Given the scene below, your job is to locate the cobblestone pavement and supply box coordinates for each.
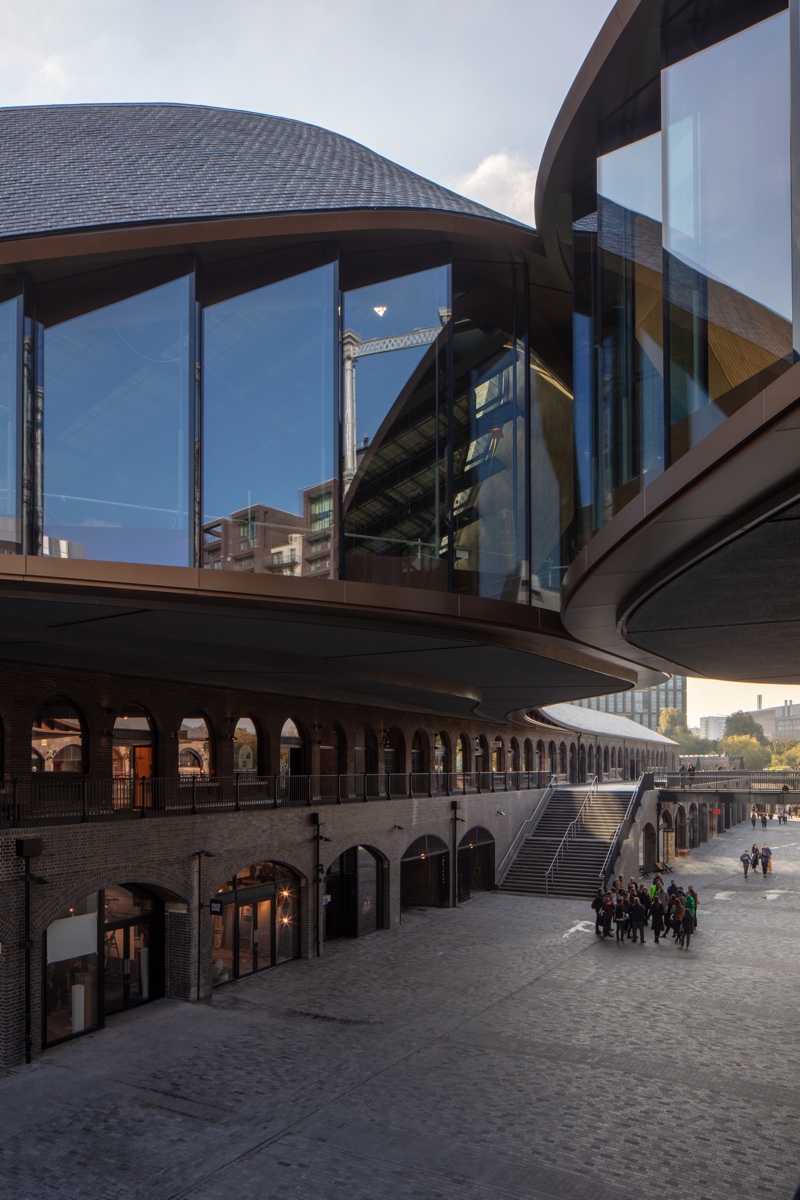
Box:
[3,820,800,1200]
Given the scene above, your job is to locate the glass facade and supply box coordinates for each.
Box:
[211,862,300,983]
[0,292,20,553]
[577,8,795,535]
[41,274,192,566]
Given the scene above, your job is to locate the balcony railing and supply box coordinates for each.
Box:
[657,770,800,793]
[0,770,552,828]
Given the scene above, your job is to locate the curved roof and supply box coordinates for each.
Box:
[0,102,525,242]
[538,703,678,745]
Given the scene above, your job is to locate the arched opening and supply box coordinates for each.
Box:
[457,826,495,901]
[548,741,556,775]
[568,743,577,784]
[279,718,307,801]
[113,706,155,808]
[456,734,471,781]
[675,805,687,852]
[603,745,610,773]
[640,823,657,872]
[325,845,384,939]
[233,716,260,774]
[475,734,489,784]
[688,802,699,849]
[383,726,405,781]
[491,735,504,773]
[354,725,379,777]
[660,807,674,862]
[699,802,709,842]
[411,730,429,792]
[558,742,567,776]
[587,744,594,776]
[45,882,167,1046]
[179,713,212,776]
[316,721,344,780]
[524,739,534,773]
[508,738,519,773]
[32,697,85,774]
[211,862,300,985]
[535,740,545,774]
[401,835,449,907]
[434,732,450,792]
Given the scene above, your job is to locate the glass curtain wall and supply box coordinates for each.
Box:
[342,266,450,589]
[202,260,336,579]
[664,10,792,457]
[39,272,192,565]
[0,291,20,553]
[596,133,665,521]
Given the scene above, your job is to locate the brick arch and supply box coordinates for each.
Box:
[36,867,193,935]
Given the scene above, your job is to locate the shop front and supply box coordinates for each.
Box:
[211,862,300,985]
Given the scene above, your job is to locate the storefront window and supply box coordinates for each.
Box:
[41,273,191,565]
[211,862,299,983]
[343,266,450,589]
[32,697,84,773]
[45,893,100,1044]
[202,262,336,578]
[233,717,259,773]
[664,11,792,457]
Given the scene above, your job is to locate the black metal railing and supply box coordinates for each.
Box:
[657,770,800,793]
[0,770,553,828]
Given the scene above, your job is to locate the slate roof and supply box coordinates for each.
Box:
[538,703,678,744]
[0,103,528,241]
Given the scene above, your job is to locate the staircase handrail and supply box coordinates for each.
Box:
[496,776,559,886]
[543,775,598,895]
[597,772,654,886]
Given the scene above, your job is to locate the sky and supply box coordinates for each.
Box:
[686,680,800,730]
[0,0,617,226]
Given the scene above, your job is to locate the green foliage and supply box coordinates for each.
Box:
[719,734,771,770]
[770,740,800,769]
[724,711,767,745]
[657,707,717,753]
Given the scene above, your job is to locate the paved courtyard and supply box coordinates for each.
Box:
[3,818,800,1200]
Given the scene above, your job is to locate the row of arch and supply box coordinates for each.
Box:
[28,695,675,782]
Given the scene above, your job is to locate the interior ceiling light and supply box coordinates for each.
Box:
[373,306,387,317]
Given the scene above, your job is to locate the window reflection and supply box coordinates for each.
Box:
[45,893,100,1044]
[343,267,450,589]
[211,862,299,982]
[0,294,20,553]
[202,263,335,578]
[233,717,259,773]
[32,697,84,773]
[41,275,191,565]
[530,354,574,607]
[178,713,211,776]
[664,12,792,457]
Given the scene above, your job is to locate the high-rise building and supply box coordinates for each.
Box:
[572,677,686,733]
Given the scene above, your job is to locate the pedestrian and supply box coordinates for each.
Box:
[591,888,605,935]
[684,886,697,931]
[740,850,750,879]
[679,763,686,789]
[678,904,694,949]
[650,895,665,943]
[761,844,772,876]
[614,896,629,943]
[667,878,678,898]
[629,895,647,944]
[761,813,768,829]
[602,892,615,938]
[687,885,698,929]
[687,763,695,788]
[751,810,757,829]
[672,891,686,941]
[751,847,760,875]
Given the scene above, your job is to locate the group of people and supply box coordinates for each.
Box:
[740,842,773,878]
[751,808,791,827]
[591,876,698,949]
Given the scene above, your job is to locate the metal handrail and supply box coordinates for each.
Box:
[543,775,598,894]
[496,776,558,886]
[597,774,650,887]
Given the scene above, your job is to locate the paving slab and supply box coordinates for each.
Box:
[2,819,799,1199]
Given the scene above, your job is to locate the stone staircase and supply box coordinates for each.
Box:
[500,786,633,898]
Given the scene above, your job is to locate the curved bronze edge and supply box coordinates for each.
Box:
[0,207,540,270]
[0,552,643,691]
[534,0,644,235]
[560,360,800,674]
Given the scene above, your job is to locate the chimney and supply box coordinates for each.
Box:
[757,695,762,710]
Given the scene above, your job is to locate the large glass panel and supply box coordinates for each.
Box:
[256,898,273,970]
[357,846,379,935]
[452,264,528,603]
[596,133,665,518]
[276,882,299,963]
[342,266,450,589]
[203,263,335,578]
[530,353,574,608]
[0,294,20,553]
[238,905,255,976]
[42,275,191,565]
[178,713,211,776]
[664,12,792,458]
[45,893,100,1043]
[211,906,235,985]
[572,214,599,544]
[233,717,258,773]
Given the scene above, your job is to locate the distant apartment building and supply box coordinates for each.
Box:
[203,481,335,579]
[571,676,686,733]
[700,714,729,741]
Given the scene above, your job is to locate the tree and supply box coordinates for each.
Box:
[719,734,770,770]
[658,707,686,740]
[724,711,767,745]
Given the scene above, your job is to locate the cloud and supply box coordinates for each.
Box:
[449,150,537,226]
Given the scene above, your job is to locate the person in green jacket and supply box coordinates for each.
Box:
[685,887,697,931]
